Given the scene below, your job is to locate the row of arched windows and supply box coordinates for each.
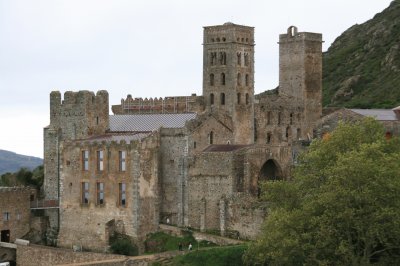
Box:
[265,127,301,144]
[266,111,301,125]
[210,92,250,105]
[210,52,226,65]
[209,73,250,87]
[209,52,250,67]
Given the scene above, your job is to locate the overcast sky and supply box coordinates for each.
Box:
[0,0,393,158]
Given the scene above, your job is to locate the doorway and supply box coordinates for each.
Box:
[1,230,10,242]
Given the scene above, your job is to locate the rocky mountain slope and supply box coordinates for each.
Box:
[323,0,400,108]
[0,149,43,175]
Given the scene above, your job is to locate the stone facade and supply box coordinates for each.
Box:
[43,22,400,251]
[0,187,33,243]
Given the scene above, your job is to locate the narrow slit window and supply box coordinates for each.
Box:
[220,93,225,105]
[119,183,126,207]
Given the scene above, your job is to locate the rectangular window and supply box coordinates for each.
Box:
[97,182,104,205]
[16,212,21,221]
[119,183,126,207]
[3,212,10,221]
[97,150,104,171]
[82,150,89,171]
[119,151,126,172]
[82,182,89,204]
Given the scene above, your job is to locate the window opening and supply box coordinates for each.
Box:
[220,93,225,105]
[82,150,89,171]
[97,150,104,171]
[119,183,126,207]
[221,73,225,85]
[82,182,89,204]
[119,151,126,172]
[97,182,104,205]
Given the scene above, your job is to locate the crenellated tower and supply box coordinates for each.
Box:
[202,22,255,144]
[43,90,109,231]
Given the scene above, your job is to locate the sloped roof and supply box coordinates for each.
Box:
[350,109,398,121]
[203,144,251,152]
[109,113,197,132]
[84,133,151,143]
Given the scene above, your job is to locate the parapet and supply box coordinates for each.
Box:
[112,94,202,115]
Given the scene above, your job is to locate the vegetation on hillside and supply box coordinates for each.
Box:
[323,0,400,108]
[0,149,43,175]
[244,118,400,265]
[0,165,44,190]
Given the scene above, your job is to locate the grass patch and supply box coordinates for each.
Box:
[171,245,247,266]
[145,230,217,254]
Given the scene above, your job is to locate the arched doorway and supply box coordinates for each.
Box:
[256,160,281,197]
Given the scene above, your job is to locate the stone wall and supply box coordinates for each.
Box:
[57,132,160,251]
[16,244,126,266]
[159,128,188,226]
[0,187,32,243]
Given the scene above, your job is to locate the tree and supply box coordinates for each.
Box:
[244,118,400,265]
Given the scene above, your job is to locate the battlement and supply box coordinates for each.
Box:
[112,94,203,115]
[49,90,109,139]
[50,90,108,107]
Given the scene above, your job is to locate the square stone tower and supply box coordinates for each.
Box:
[279,26,323,135]
[202,22,255,144]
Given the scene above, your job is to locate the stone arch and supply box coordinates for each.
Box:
[288,26,298,37]
[256,159,282,197]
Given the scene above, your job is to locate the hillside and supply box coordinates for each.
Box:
[323,0,400,108]
[0,149,43,175]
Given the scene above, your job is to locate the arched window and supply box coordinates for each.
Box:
[297,128,301,140]
[221,73,225,85]
[278,112,282,125]
[245,93,249,105]
[237,93,241,104]
[244,53,249,66]
[245,74,249,86]
[209,131,214,144]
[237,52,241,65]
[267,132,272,144]
[210,52,217,65]
[237,73,241,86]
[290,113,293,125]
[219,52,226,65]
[220,93,225,105]
[267,111,271,125]
[210,74,214,86]
[286,126,290,139]
[210,93,214,105]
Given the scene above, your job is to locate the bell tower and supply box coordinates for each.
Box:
[202,22,255,144]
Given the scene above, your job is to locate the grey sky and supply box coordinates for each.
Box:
[0,0,393,158]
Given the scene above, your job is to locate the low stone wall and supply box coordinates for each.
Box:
[16,244,126,266]
[159,224,244,246]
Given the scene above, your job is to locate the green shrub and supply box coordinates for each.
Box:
[109,234,138,256]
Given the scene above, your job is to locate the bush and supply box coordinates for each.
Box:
[110,235,138,256]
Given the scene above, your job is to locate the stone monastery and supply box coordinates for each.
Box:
[43,23,400,251]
